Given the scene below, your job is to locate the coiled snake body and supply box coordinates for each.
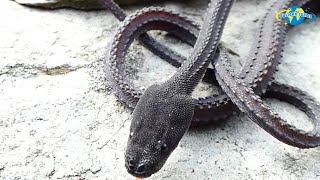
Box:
[102,0,320,177]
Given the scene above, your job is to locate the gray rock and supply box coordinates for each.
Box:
[1,0,320,179]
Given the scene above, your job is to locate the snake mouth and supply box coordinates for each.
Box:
[126,167,153,178]
[125,162,154,178]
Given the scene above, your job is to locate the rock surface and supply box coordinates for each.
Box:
[1,0,320,179]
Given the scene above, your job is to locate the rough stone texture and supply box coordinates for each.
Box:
[1,0,320,179]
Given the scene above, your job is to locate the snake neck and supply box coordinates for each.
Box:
[165,0,234,95]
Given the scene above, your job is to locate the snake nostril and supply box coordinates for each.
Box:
[127,160,135,171]
[129,160,135,166]
[128,164,135,171]
[136,164,146,173]
[126,158,137,170]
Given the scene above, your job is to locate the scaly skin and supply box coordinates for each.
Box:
[100,0,192,68]
[103,0,237,124]
[103,0,320,177]
[214,46,320,148]
[104,0,315,126]
[109,0,234,177]
[105,6,200,108]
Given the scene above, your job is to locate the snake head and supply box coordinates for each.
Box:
[125,84,194,178]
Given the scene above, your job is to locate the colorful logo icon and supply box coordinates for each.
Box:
[275,6,316,26]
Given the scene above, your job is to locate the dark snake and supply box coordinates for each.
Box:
[101,0,320,177]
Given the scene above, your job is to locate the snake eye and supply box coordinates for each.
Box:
[161,144,168,153]
[129,132,133,139]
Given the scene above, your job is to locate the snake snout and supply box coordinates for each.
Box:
[125,156,152,178]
